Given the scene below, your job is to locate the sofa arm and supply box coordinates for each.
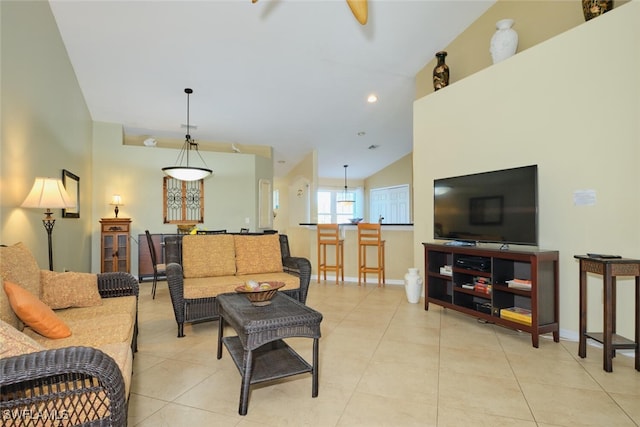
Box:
[97,272,139,299]
[0,346,127,427]
[165,263,186,323]
[282,256,312,304]
[96,272,139,353]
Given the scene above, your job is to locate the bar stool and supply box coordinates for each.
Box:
[357,223,385,287]
[317,224,344,284]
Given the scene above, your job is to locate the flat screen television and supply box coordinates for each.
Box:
[433,165,538,246]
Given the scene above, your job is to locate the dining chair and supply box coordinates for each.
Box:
[145,230,166,299]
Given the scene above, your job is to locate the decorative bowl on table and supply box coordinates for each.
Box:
[349,218,363,224]
[235,281,285,306]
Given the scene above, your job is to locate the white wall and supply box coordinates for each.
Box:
[413,2,640,339]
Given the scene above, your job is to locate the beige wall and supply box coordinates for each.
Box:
[277,150,318,260]
[413,2,640,339]
[364,153,413,222]
[0,1,93,272]
[91,122,270,274]
[416,0,628,98]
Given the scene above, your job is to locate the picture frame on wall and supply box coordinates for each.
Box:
[62,169,80,218]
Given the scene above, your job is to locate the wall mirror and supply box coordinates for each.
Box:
[62,169,80,218]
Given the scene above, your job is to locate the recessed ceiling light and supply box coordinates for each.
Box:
[367,94,378,103]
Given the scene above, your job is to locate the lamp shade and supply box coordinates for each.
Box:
[21,178,74,209]
[110,194,123,206]
[162,166,212,181]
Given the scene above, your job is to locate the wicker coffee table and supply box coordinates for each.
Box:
[216,291,323,415]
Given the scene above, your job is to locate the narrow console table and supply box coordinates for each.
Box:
[575,255,640,372]
[216,292,322,415]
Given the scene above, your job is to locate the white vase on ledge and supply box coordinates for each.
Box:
[490,19,518,64]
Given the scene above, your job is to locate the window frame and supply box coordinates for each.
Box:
[163,177,204,224]
[317,186,363,224]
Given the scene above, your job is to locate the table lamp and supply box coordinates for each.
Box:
[110,194,123,218]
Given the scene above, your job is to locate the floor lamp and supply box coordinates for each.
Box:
[21,177,74,271]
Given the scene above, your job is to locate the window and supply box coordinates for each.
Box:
[163,177,204,224]
[317,188,361,224]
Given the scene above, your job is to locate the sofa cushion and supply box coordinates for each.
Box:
[234,234,283,275]
[183,273,300,299]
[0,319,45,358]
[55,296,137,324]
[0,242,42,330]
[24,313,133,350]
[41,270,103,309]
[183,276,245,299]
[3,281,72,339]
[0,274,20,331]
[182,234,236,278]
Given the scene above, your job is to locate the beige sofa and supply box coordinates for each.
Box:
[165,233,311,337]
[0,242,138,426]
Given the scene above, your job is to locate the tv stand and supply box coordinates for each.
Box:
[423,243,559,348]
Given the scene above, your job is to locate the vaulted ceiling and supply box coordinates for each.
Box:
[49,0,494,179]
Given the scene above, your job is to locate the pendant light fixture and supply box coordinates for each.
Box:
[162,88,213,181]
[337,164,355,208]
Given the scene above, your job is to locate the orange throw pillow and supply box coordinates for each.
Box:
[3,280,71,339]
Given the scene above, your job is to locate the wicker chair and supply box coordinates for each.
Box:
[164,234,311,337]
[0,272,139,427]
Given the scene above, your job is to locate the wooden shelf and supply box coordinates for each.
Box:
[423,243,560,348]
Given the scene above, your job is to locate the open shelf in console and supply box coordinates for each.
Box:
[423,243,560,348]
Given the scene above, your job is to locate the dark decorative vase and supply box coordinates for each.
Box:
[582,0,613,21]
[432,51,449,92]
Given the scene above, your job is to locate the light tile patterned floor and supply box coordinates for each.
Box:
[128,281,640,426]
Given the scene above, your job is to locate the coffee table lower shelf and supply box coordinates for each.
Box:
[222,336,313,384]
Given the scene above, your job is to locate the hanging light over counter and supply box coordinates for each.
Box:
[337,164,355,208]
[162,88,213,181]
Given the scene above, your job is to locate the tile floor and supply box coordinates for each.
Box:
[128,281,640,426]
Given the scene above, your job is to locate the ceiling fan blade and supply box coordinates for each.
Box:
[346,0,368,25]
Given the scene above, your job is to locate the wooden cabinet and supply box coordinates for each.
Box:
[423,243,559,347]
[100,218,131,273]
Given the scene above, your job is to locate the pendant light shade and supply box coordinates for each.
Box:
[337,164,355,208]
[162,88,213,181]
